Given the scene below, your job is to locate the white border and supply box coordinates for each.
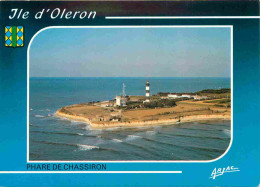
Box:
[106,16,260,19]
[0,171,182,174]
[26,26,233,165]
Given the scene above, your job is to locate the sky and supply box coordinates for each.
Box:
[30,27,231,77]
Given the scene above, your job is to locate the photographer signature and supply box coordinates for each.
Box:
[210,166,240,179]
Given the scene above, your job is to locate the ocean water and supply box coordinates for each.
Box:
[29,77,231,161]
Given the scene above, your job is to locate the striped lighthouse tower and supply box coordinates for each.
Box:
[145,80,150,102]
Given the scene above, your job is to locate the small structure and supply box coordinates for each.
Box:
[160,96,168,99]
[110,111,122,121]
[115,96,122,106]
[103,115,111,122]
[92,115,110,122]
[168,94,178,99]
[193,95,208,100]
[144,80,150,103]
[168,94,192,99]
[115,83,127,107]
[181,94,192,98]
[100,100,113,107]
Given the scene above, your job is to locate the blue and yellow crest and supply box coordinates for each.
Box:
[5,26,24,47]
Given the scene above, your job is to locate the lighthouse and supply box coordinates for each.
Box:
[145,80,150,102]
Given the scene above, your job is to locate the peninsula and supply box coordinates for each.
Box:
[56,81,231,129]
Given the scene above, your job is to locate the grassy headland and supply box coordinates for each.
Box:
[56,88,231,129]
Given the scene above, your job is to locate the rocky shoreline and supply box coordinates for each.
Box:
[56,109,230,129]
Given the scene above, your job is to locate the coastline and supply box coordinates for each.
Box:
[55,109,230,129]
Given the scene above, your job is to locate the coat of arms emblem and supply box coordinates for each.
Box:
[5,26,24,47]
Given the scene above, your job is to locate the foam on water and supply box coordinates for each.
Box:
[55,116,88,126]
[125,135,141,141]
[70,121,85,125]
[104,127,121,131]
[146,131,156,136]
[223,129,231,137]
[77,144,99,151]
[88,130,103,135]
[135,126,153,130]
[81,125,91,130]
[112,139,123,143]
[35,115,45,118]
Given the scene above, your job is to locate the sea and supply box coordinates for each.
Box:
[29,77,231,161]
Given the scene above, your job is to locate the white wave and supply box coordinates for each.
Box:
[146,131,156,136]
[88,129,103,135]
[112,139,123,143]
[125,135,141,141]
[223,129,231,137]
[104,127,121,131]
[136,126,151,130]
[154,126,162,131]
[77,144,99,151]
[70,120,84,125]
[34,115,45,118]
[55,116,90,126]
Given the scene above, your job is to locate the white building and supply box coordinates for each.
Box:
[168,94,192,99]
[181,94,192,98]
[115,96,121,106]
[168,94,178,99]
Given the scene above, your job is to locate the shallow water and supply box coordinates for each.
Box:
[29,77,231,161]
[29,115,230,160]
